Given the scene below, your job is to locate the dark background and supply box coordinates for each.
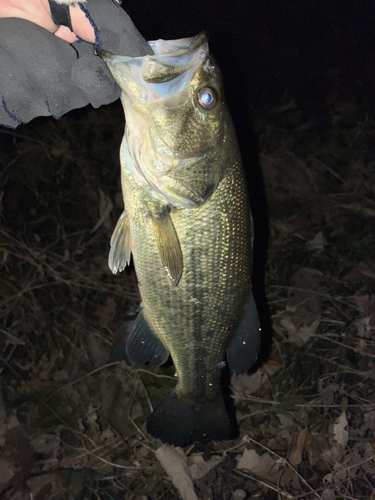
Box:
[125,0,374,108]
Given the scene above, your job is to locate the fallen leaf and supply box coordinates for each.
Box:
[236,448,280,483]
[94,297,117,327]
[290,428,312,465]
[231,360,282,396]
[280,316,321,345]
[281,267,323,345]
[231,490,247,500]
[277,413,296,442]
[26,473,65,499]
[156,444,197,500]
[333,411,349,447]
[188,454,223,480]
[30,434,60,456]
[321,488,336,500]
[307,231,325,251]
[0,459,15,484]
[353,316,372,339]
[92,188,113,232]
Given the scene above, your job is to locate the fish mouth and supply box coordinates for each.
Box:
[98,33,209,100]
[99,32,207,65]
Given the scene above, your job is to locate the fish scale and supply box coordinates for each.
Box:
[100,33,261,446]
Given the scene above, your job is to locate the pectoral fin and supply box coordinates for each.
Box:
[126,309,169,368]
[152,211,183,286]
[108,211,132,274]
[226,293,261,375]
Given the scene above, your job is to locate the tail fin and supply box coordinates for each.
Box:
[146,390,236,447]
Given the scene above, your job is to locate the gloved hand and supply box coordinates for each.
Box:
[0,0,152,128]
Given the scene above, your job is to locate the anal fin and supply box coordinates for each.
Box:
[152,210,183,286]
[109,211,132,274]
[226,293,261,375]
[126,309,169,368]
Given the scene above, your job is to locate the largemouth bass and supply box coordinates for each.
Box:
[100,33,261,446]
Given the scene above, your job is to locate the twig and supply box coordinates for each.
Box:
[133,368,176,380]
[0,356,70,428]
[346,454,375,471]
[45,361,122,401]
[59,436,138,470]
[314,333,375,359]
[128,415,150,443]
[235,470,294,499]
[0,329,25,345]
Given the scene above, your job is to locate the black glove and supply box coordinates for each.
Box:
[0,0,152,128]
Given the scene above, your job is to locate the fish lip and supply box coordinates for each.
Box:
[96,31,208,62]
[97,33,207,64]
[148,32,208,57]
[97,49,116,62]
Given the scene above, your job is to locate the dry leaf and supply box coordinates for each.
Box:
[92,188,114,232]
[156,444,198,500]
[277,413,296,442]
[321,488,336,500]
[290,427,312,465]
[333,411,349,447]
[236,448,280,483]
[353,316,372,339]
[280,316,321,345]
[279,267,323,345]
[188,454,223,480]
[30,434,60,456]
[231,360,282,396]
[307,231,325,251]
[231,490,247,500]
[0,459,15,484]
[26,473,65,499]
[94,297,117,327]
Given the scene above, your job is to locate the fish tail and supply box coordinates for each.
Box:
[146,390,235,447]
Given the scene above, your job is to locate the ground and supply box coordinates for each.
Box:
[0,86,374,498]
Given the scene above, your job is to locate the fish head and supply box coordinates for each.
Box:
[100,33,236,208]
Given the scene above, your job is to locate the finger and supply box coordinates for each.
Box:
[0,0,58,34]
[0,19,88,124]
[76,0,152,55]
[71,54,120,108]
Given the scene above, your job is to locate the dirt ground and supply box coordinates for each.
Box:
[1,74,374,498]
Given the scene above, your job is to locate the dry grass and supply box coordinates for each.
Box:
[0,95,374,499]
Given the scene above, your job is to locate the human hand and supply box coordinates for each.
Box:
[0,0,152,128]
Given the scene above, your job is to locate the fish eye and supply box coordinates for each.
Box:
[197,87,216,109]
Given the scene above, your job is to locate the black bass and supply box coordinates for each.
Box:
[100,33,261,446]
